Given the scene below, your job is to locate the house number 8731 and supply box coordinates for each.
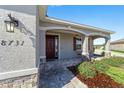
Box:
[1,40,24,46]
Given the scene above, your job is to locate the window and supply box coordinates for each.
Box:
[73,36,82,51]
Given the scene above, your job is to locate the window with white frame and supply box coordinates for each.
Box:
[73,36,82,51]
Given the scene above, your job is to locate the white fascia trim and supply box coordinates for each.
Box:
[0,68,38,80]
[45,17,115,34]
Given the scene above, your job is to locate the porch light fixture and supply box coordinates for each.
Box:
[4,14,18,33]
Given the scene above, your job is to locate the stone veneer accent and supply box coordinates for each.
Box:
[0,74,37,88]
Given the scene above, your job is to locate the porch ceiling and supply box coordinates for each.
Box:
[46,29,83,36]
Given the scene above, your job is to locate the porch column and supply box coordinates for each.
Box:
[89,37,94,54]
[82,36,89,58]
[39,30,46,63]
[105,37,111,57]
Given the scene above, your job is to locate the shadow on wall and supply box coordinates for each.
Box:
[17,20,35,48]
[0,6,36,15]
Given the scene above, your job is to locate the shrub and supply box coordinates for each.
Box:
[94,61,109,72]
[77,57,124,80]
[77,62,96,78]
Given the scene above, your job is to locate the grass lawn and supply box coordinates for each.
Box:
[105,66,124,84]
[119,64,124,69]
[77,57,124,85]
[112,50,124,53]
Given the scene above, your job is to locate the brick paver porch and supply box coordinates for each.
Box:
[38,58,88,88]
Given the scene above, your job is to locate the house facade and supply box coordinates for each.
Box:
[39,6,113,62]
[110,38,124,51]
[0,5,113,88]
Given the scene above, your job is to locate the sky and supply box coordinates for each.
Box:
[47,5,124,45]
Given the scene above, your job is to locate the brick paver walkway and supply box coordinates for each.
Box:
[39,58,88,88]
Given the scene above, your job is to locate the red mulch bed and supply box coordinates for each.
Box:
[68,66,124,88]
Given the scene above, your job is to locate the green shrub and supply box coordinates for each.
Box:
[94,61,109,72]
[77,57,124,84]
[77,62,96,78]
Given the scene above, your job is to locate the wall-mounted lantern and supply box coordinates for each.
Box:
[4,14,18,33]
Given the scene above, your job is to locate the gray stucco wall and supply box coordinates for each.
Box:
[0,5,37,73]
[60,33,79,59]
[110,44,124,51]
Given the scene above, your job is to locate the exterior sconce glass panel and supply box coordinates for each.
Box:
[4,21,15,32]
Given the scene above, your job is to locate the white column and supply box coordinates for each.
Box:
[82,36,89,57]
[105,37,111,57]
[39,30,46,63]
[38,30,46,79]
[89,37,94,56]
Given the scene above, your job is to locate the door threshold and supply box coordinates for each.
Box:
[46,59,57,62]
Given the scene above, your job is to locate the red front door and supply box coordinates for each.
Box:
[46,35,58,59]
